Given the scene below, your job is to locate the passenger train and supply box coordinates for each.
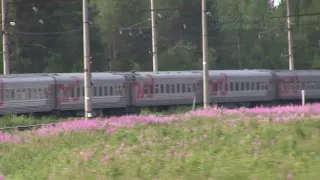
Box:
[0,69,319,117]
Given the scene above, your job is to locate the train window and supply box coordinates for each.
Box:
[215,82,220,92]
[224,83,228,91]
[182,84,186,93]
[246,82,250,90]
[43,88,48,100]
[4,89,9,101]
[100,86,103,96]
[39,89,43,99]
[76,88,80,97]
[193,83,197,92]
[260,82,264,90]
[171,84,175,93]
[15,89,20,100]
[240,82,244,91]
[114,86,119,95]
[256,82,260,90]
[71,88,75,97]
[10,89,15,100]
[219,82,224,92]
[144,86,148,95]
[40,88,44,99]
[310,82,317,89]
[149,85,153,94]
[20,89,24,100]
[230,82,233,91]
[213,82,218,92]
[27,89,31,99]
[32,89,36,99]
[25,89,30,99]
[187,84,191,92]
[235,82,239,91]
[264,82,268,90]
[177,84,180,93]
[155,84,159,94]
[99,87,102,96]
[166,84,170,93]
[23,89,28,99]
[160,84,164,93]
[93,86,96,96]
[251,82,255,90]
[109,87,113,95]
[295,81,300,90]
[104,87,108,96]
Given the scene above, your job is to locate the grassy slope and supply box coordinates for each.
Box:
[1,116,320,180]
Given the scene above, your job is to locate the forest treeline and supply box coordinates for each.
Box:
[0,0,319,73]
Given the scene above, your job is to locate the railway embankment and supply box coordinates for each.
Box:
[0,103,320,179]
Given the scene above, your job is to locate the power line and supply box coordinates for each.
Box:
[8,0,78,4]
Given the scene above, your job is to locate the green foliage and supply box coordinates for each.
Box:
[0,114,65,129]
[3,0,320,72]
[1,117,320,179]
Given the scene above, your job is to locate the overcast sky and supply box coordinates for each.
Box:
[273,0,281,7]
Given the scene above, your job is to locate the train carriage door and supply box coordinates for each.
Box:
[124,75,134,106]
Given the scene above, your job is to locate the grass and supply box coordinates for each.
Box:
[1,115,320,179]
[0,106,193,129]
[140,105,196,116]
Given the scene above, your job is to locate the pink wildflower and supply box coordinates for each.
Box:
[186,152,192,158]
[1,103,320,144]
[287,172,293,180]
[167,150,174,157]
[105,127,117,135]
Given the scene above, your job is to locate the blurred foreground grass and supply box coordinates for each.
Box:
[1,116,320,180]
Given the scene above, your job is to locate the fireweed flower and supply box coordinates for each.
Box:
[1,103,320,144]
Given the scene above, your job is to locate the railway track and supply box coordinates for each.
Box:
[0,123,56,132]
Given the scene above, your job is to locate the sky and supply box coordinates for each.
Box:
[273,0,281,7]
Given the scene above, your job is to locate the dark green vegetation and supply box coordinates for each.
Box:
[0,117,320,179]
[1,0,320,73]
[0,106,193,129]
[0,114,63,128]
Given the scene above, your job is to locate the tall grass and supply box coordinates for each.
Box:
[0,103,320,179]
[0,117,319,179]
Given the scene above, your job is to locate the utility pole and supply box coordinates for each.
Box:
[82,0,92,119]
[1,0,9,74]
[151,0,158,72]
[286,0,294,70]
[202,0,209,109]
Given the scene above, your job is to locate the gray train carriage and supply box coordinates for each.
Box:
[132,71,202,107]
[51,73,131,116]
[206,70,276,104]
[275,70,320,101]
[0,74,55,115]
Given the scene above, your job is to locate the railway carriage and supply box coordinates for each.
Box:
[0,74,55,115]
[207,70,276,104]
[132,71,202,107]
[0,69,319,118]
[52,72,132,116]
[275,70,320,101]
